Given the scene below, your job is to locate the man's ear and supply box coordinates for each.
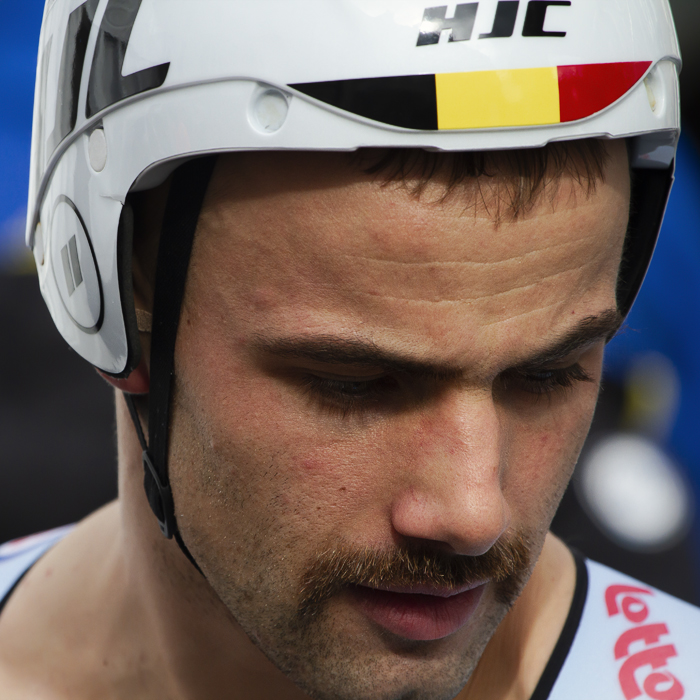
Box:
[97,357,150,394]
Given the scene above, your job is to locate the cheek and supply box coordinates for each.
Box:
[171,329,381,542]
[503,364,603,525]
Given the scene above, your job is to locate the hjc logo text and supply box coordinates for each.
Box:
[417,1,571,46]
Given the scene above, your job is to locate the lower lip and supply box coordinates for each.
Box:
[349,584,487,641]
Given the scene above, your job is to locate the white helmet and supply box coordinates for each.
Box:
[26,0,681,541]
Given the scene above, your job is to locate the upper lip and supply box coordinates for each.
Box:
[358,581,488,598]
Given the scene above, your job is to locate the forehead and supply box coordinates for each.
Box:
[192,146,630,369]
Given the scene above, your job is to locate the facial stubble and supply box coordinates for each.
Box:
[254,533,534,700]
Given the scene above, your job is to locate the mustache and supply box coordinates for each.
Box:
[298,533,530,619]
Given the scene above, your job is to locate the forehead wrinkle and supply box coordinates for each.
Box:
[326,247,602,276]
[303,204,619,266]
[478,294,616,331]
[299,256,607,305]
[313,235,576,266]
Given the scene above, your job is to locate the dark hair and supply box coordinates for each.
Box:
[354,139,610,223]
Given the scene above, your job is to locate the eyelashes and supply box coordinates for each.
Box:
[300,364,593,417]
[500,364,594,396]
[300,375,398,417]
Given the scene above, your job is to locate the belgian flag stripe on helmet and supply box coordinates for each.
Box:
[291,74,440,131]
[291,61,652,131]
[557,62,652,123]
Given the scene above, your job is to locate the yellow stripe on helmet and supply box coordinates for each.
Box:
[436,67,561,130]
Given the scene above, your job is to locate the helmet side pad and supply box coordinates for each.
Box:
[115,201,142,380]
[620,164,675,316]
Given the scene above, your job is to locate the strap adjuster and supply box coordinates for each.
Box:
[142,450,176,539]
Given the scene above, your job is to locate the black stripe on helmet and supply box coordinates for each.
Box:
[291,75,439,131]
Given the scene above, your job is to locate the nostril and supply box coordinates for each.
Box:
[390,488,510,558]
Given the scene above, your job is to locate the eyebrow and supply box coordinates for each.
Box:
[251,308,623,379]
[512,308,623,372]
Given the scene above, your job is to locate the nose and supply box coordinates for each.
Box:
[389,389,511,556]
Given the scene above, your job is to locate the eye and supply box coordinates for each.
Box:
[301,374,399,416]
[501,364,594,396]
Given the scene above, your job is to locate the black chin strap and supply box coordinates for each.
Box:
[124,156,218,574]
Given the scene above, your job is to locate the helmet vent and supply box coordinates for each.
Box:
[250,88,290,134]
[88,128,108,172]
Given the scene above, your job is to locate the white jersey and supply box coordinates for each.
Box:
[541,555,700,700]
[0,525,74,614]
[0,534,698,699]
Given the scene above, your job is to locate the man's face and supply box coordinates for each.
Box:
[167,146,630,700]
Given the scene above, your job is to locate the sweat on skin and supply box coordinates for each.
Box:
[0,143,630,700]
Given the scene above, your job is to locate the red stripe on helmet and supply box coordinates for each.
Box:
[558,61,652,123]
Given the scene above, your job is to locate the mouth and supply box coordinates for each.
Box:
[348,581,488,641]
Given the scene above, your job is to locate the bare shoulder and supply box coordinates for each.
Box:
[0,503,123,698]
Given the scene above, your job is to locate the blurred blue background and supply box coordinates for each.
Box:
[1,1,699,601]
[0,2,44,263]
[606,137,700,498]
